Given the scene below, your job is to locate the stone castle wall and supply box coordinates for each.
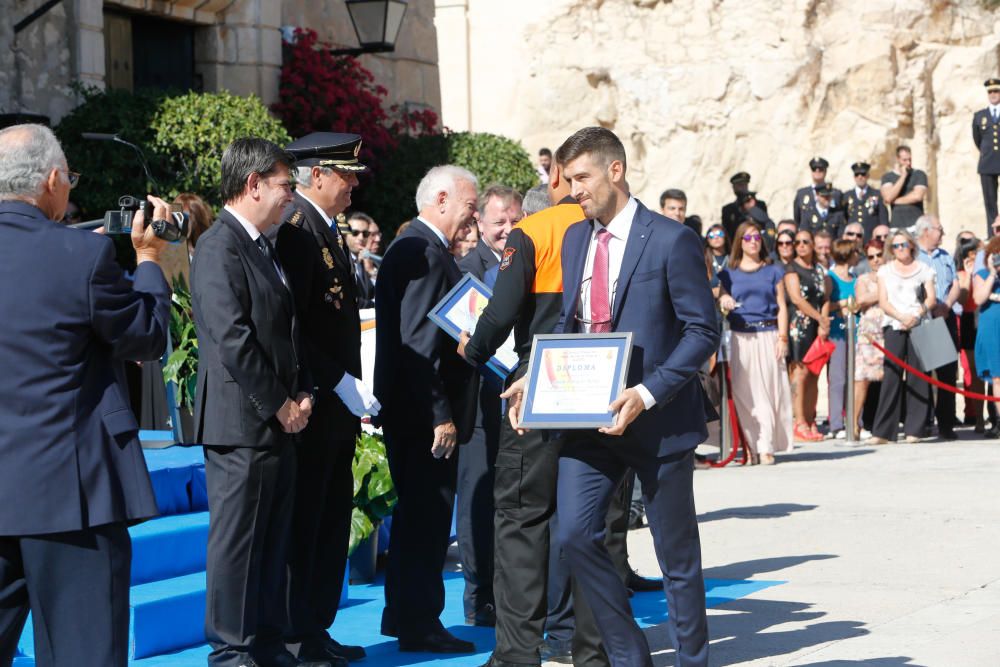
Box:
[436,0,1000,236]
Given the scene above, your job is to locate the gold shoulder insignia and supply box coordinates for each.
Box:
[289,209,304,226]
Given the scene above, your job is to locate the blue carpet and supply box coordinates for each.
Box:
[137,574,783,665]
[143,446,207,516]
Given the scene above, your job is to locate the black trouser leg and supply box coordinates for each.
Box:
[204,445,295,667]
[286,408,356,650]
[456,379,501,619]
[381,427,457,640]
[981,173,999,237]
[0,524,132,667]
[863,382,881,431]
[933,317,960,433]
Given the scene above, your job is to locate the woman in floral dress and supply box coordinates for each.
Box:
[853,239,885,440]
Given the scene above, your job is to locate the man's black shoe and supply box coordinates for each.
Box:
[465,602,496,627]
[326,639,365,662]
[398,628,475,653]
[297,637,362,664]
[540,637,573,664]
[938,429,958,441]
[625,570,662,593]
[986,424,1000,439]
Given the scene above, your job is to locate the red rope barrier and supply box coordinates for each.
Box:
[708,362,750,467]
[869,338,1000,403]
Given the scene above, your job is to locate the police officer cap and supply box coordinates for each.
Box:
[851,161,871,175]
[737,190,757,205]
[985,78,1000,92]
[816,183,834,197]
[286,132,369,172]
[809,156,829,170]
[730,171,751,185]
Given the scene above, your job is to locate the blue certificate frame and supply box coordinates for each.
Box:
[519,332,633,429]
[427,273,517,378]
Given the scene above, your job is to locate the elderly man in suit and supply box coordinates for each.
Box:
[506,127,718,667]
[275,133,378,665]
[455,184,523,628]
[191,138,325,667]
[0,124,171,666]
[374,165,478,653]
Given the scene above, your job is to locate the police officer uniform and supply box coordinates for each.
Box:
[793,157,841,226]
[799,183,845,237]
[973,78,1000,235]
[842,162,888,241]
[721,171,768,240]
[275,133,369,665]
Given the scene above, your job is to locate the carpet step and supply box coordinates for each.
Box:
[129,511,210,585]
[143,446,207,516]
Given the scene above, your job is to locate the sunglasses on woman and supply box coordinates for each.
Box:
[795,239,812,246]
[866,253,880,260]
[742,233,762,242]
[892,242,910,250]
[707,230,725,239]
[776,240,793,247]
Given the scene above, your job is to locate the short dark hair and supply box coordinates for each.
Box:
[347,211,374,227]
[832,239,858,264]
[659,188,687,208]
[896,145,912,157]
[220,137,295,205]
[539,148,552,157]
[555,127,627,172]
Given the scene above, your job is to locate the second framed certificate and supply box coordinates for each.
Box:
[518,332,633,429]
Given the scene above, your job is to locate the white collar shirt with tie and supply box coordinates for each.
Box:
[990,104,1000,121]
[225,205,288,286]
[855,186,867,200]
[577,195,656,409]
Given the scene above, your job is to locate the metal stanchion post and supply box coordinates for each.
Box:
[845,295,858,445]
[720,320,731,460]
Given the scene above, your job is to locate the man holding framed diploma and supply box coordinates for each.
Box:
[504,127,719,667]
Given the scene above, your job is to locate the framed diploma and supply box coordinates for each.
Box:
[518,332,633,429]
[427,273,518,378]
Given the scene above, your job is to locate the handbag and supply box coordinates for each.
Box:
[801,336,836,376]
[909,316,959,372]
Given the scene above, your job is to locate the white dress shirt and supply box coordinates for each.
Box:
[298,191,335,228]
[578,196,656,410]
[990,104,1000,120]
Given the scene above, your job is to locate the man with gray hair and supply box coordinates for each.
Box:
[915,214,960,440]
[0,124,171,666]
[522,184,550,217]
[455,183,523,629]
[373,165,479,653]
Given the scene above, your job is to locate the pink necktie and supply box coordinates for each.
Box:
[590,228,612,332]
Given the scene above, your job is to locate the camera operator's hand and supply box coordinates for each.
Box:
[131,195,170,265]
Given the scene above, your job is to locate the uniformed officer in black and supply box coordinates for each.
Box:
[275,133,380,665]
[793,157,841,226]
[800,183,845,237]
[721,171,768,240]
[738,190,778,252]
[842,162,888,241]
[973,78,1000,236]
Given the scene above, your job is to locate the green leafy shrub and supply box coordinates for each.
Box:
[55,88,289,216]
[162,275,198,412]
[151,91,291,206]
[54,85,167,217]
[352,131,539,239]
[350,432,397,554]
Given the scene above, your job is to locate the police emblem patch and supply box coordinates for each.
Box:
[499,247,516,271]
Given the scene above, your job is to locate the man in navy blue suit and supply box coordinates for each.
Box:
[505,127,718,667]
[0,123,172,666]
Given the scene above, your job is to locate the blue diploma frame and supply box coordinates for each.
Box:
[519,333,633,429]
[427,273,515,378]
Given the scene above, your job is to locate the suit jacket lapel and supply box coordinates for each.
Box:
[564,222,591,333]
[612,204,652,324]
[413,218,461,283]
[219,211,292,313]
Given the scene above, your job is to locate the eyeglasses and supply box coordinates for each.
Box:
[892,242,910,250]
[866,254,881,260]
[795,239,812,246]
[707,230,725,239]
[742,233,762,242]
[843,231,861,238]
[347,228,372,238]
[874,234,888,241]
[776,240,793,247]
[66,171,80,189]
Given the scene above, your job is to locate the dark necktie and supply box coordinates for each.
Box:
[993,109,998,123]
[256,235,285,284]
[590,228,613,333]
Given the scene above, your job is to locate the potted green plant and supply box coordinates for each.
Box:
[162,275,198,440]
[349,431,397,583]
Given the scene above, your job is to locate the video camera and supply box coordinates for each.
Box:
[103,195,189,243]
